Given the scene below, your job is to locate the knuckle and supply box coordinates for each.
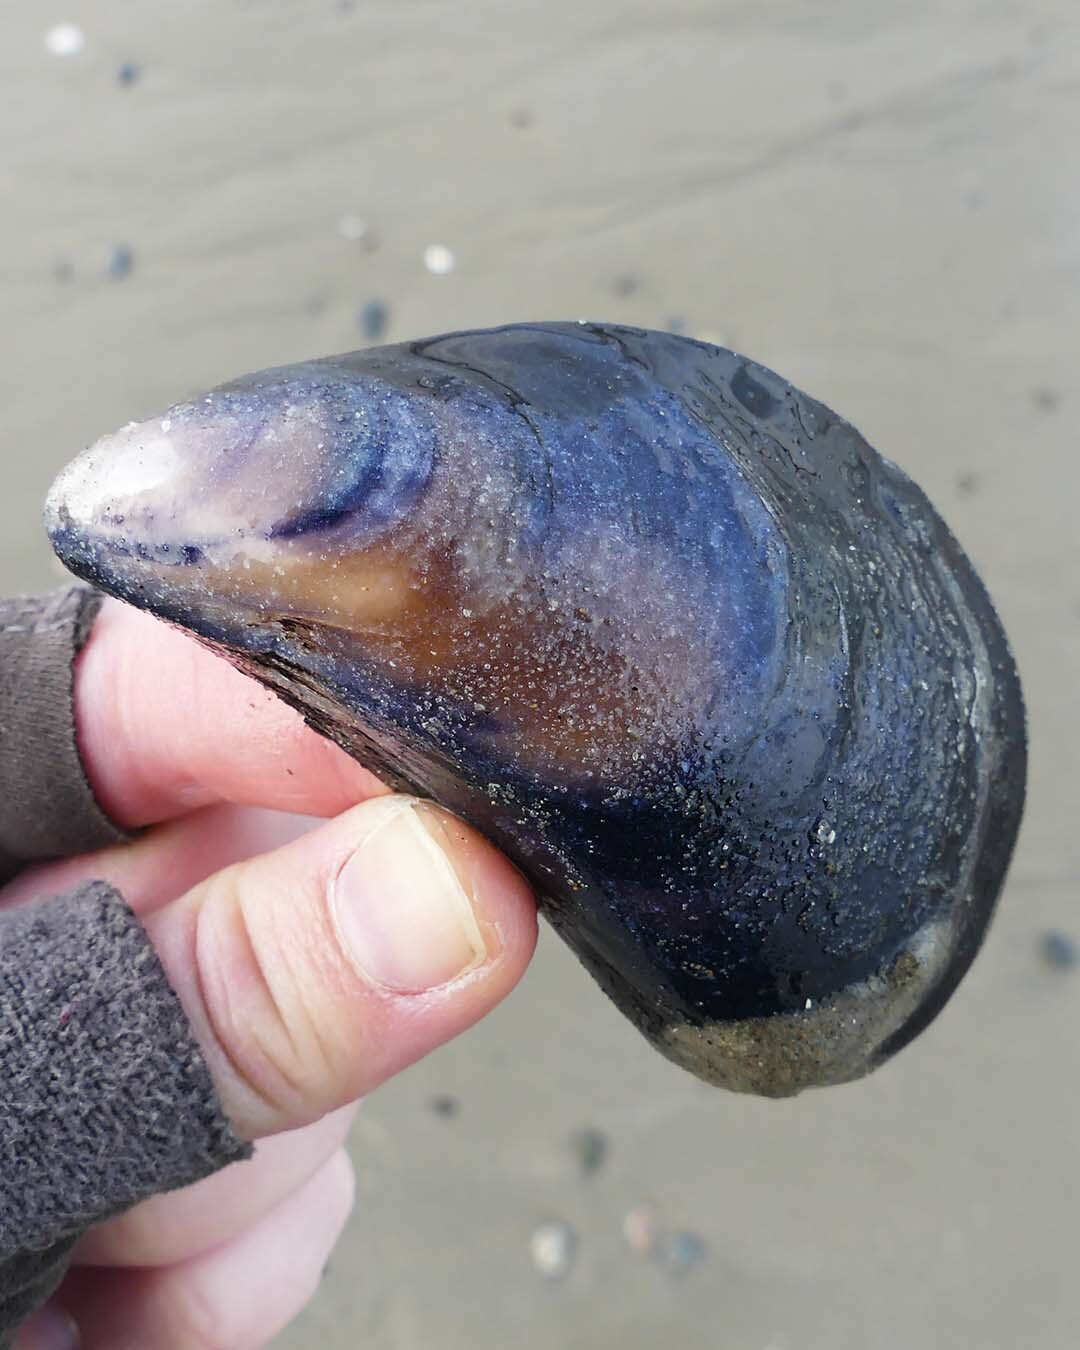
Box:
[194,862,356,1125]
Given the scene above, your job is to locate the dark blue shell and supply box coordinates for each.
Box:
[46,323,1026,1094]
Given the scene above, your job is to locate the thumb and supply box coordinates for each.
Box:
[143,794,537,1138]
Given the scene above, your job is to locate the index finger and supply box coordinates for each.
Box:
[77,597,386,829]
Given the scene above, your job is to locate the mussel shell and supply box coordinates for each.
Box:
[46,323,1026,1095]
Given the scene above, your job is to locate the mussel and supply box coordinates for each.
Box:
[46,323,1026,1095]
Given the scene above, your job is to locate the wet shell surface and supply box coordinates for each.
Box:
[46,323,1026,1095]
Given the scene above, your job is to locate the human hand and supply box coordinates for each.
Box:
[9,598,537,1349]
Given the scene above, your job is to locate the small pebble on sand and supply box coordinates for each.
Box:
[1031,387,1060,413]
[358,300,389,341]
[658,1229,707,1276]
[570,1127,608,1176]
[338,216,379,251]
[429,1094,460,1119]
[116,62,140,86]
[106,244,134,279]
[955,472,979,497]
[45,23,85,57]
[1040,931,1078,971]
[613,274,639,297]
[622,1203,659,1256]
[339,215,368,242]
[529,1221,576,1280]
[423,243,456,275]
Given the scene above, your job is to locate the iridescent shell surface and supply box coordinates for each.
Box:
[46,323,1026,1095]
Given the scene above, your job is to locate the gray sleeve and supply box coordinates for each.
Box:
[0,885,252,1344]
[0,590,252,1344]
[0,587,127,886]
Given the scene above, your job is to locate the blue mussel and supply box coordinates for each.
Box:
[46,323,1026,1095]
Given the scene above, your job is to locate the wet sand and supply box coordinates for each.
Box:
[3,2,1079,1346]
